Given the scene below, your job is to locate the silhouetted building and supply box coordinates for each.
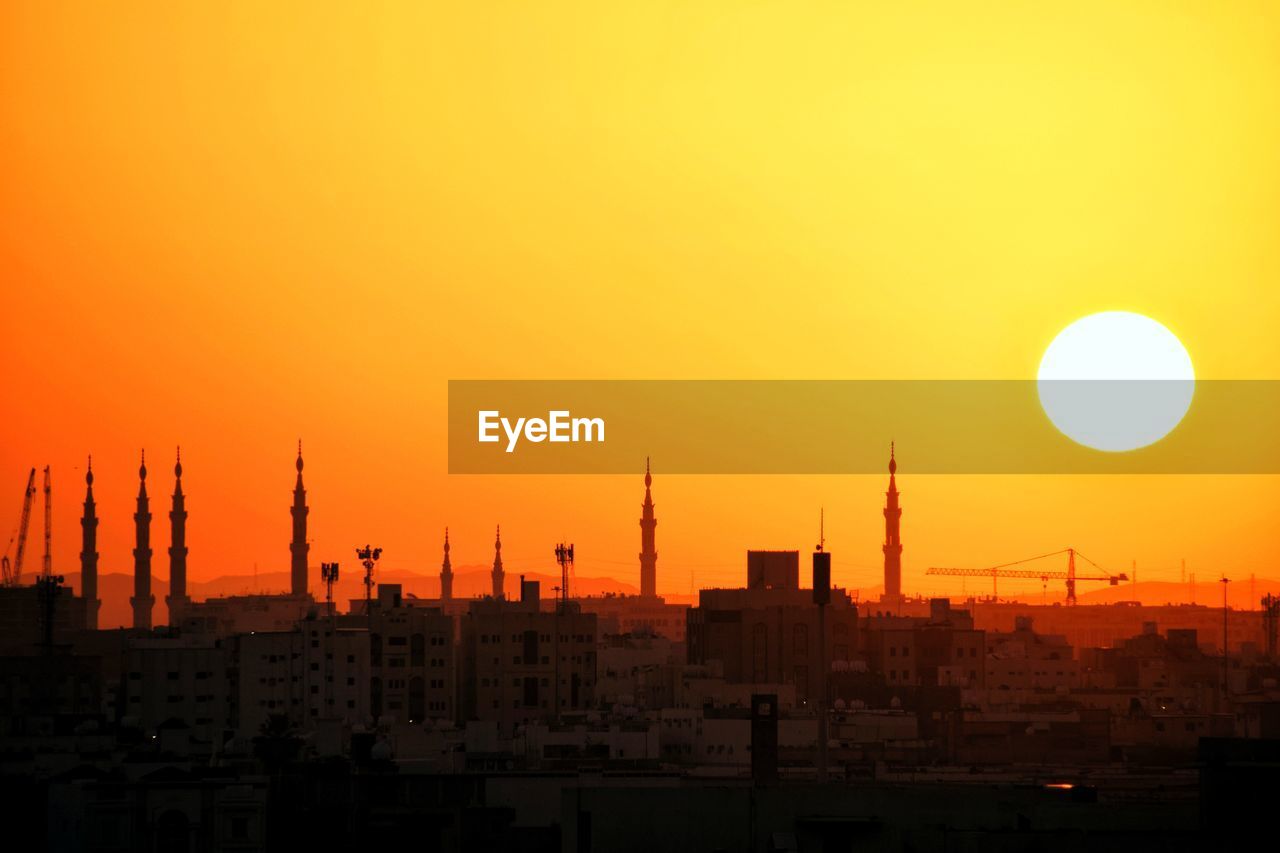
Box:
[0,582,91,652]
[747,550,800,591]
[339,584,455,724]
[233,619,370,736]
[46,767,269,852]
[130,452,154,631]
[289,442,309,598]
[79,458,99,630]
[0,649,103,736]
[687,551,858,706]
[460,578,597,732]
[864,599,985,688]
[639,458,657,598]
[177,594,313,638]
[985,615,1078,691]
[166,448,189,624]
[575,594,688,642]
[122,634,228,747]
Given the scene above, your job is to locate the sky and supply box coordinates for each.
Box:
[1,2,1278,601]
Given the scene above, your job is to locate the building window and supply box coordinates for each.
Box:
[411,634,425,667]
[752,623,769,682]
[793,624,808,657]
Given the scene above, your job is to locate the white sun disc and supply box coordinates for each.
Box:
[1037,311,1194,452]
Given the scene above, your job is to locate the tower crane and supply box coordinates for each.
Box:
[42,466,52,579]
[926,548,1128,605]
[1,468,37,586]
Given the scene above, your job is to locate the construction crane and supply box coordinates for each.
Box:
[926,548,1128,605]
[42,466,52,579]
[1,468,37,586]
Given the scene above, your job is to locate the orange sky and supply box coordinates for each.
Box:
[2,2,1278,601]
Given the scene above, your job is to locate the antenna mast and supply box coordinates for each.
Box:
[554,542,575,611]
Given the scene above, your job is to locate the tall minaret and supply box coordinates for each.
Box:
[882,443,903,600]
[290,441,309,598]
[440,527,454,601]
[166,447,189,624]
[79,456,100,630]
[491,525,504,599]
[639,458,658,598]
[131,451,155,630]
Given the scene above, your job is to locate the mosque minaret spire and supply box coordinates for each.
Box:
[130,450,155,630]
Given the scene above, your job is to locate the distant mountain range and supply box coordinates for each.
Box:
[60,565,642,629]
[56,569,1280,630]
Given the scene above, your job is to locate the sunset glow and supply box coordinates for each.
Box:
[2,2,1278,612]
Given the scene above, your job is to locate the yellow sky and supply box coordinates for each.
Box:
[1,2,1277,597]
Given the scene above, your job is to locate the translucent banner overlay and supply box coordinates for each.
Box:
[447,380,1280,474]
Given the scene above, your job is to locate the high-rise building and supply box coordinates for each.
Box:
[882,444,903,600]
[639,459,658,598]
[290,441,309,597]
[79,457,99,630]
[131,451,154,630]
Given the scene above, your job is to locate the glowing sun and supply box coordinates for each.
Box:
[1037,311,1195,452]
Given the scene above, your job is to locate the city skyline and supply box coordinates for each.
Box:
[7,442,1276,630]
[3,5,1279,848]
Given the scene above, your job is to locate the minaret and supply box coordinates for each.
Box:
[166,447,189,624]
[79,456,100,630]
[639,458,658,598]
[131,451,155,630]
[440,528,454,601]
[882,443,903,600]
[491,525,504,599]
[290,441,309,597]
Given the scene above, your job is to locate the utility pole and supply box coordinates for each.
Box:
[321,561,339,716]
[356,545,381,631]
[1220,576,1230,711]
[321,562,340,620]
[554,542,574,725]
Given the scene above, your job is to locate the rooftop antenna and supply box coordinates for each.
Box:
[356,544,382,626]
[554,542,575,611]
[816,507,825,553]
[321,562,340,618]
